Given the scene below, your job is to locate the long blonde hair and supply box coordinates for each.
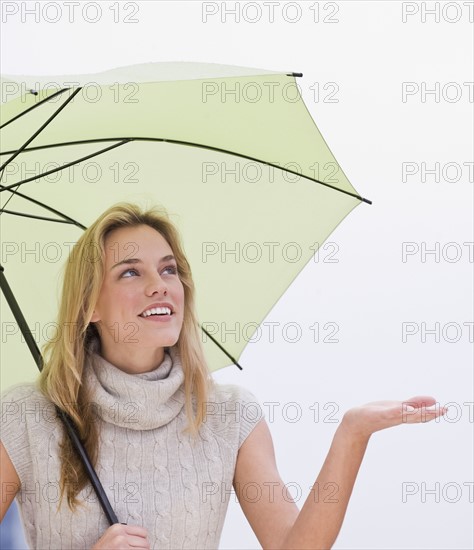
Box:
[38,202,214,510]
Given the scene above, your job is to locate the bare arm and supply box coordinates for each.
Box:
[235,395,447,549]
[280,422,369,549]
[233,419,299,549]
[0,442,20,522]
[233,417,367,549]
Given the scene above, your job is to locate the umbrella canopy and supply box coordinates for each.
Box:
[0,62,370,390]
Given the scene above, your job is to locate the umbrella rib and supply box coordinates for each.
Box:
[163,138,373,205]
[0,137,372,204]
[0,209,83,225]
[0,139,131,193]
[0,185,86,228]
[200,325,243,370]
[0,88,82,173]
[0,88,72,130]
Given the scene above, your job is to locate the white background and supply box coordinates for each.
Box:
[1,1,473,549]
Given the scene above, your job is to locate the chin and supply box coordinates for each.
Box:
[154,334,180,348]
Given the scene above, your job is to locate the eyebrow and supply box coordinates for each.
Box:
[111,255,176,271]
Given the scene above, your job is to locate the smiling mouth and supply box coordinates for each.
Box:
[139,307,173,318]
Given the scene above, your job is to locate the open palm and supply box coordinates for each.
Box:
[342,395,447,440]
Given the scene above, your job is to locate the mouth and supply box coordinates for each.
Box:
[139,306,174,318]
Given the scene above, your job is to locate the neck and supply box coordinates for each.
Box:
[85,341,186,429]
[98,340,167,374]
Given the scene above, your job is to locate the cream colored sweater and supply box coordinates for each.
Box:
[0,345,263,549]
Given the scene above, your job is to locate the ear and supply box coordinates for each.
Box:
[90,310,100,323]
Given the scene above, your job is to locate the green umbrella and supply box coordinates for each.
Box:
[0,61,371,525]
[1,61,370,389]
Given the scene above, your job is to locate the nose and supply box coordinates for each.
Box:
[144,271,168,296]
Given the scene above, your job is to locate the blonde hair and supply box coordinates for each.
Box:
[38,202,214,510]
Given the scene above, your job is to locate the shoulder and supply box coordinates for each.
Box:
[1,383,59,433]
[1,383,53,415]
[1,384,59,486]
[2,382,42,402]
[208,383,262,413]
[202,383,265,448]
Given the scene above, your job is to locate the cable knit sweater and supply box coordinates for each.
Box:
[0,346,263,549]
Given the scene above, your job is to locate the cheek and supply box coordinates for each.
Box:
[178,283,185,305]
[173,283,185,315]
[99,285,136,314]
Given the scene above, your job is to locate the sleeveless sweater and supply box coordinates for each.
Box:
[0,346,263,549]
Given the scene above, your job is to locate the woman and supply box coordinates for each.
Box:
[1,202,447,549]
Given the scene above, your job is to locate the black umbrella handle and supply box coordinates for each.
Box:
[0,264,119,525]
[55,407,119,525]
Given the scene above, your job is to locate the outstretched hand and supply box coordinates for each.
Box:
[341,395,447,440]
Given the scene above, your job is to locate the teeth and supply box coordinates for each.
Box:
[140,307,172,317]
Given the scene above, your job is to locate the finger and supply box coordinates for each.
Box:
[403,395,437,408]
[123,525,148,538]
[128,535,150,549]
[421,404,448,420]
[402,404,448,423]
[109,534,148,549]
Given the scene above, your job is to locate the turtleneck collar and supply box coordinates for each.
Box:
[84,342,186,430]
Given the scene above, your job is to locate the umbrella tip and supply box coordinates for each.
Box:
[29,89,39,96]
[362,197,373,205]
[287,72,303,78]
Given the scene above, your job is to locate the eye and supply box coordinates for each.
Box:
[162,265,178,275]
[121,268,139,278]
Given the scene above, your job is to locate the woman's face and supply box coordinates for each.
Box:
[90,224,185,352]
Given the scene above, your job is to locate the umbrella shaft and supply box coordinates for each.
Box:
[0,264,42,368]
[0,264,119,525]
